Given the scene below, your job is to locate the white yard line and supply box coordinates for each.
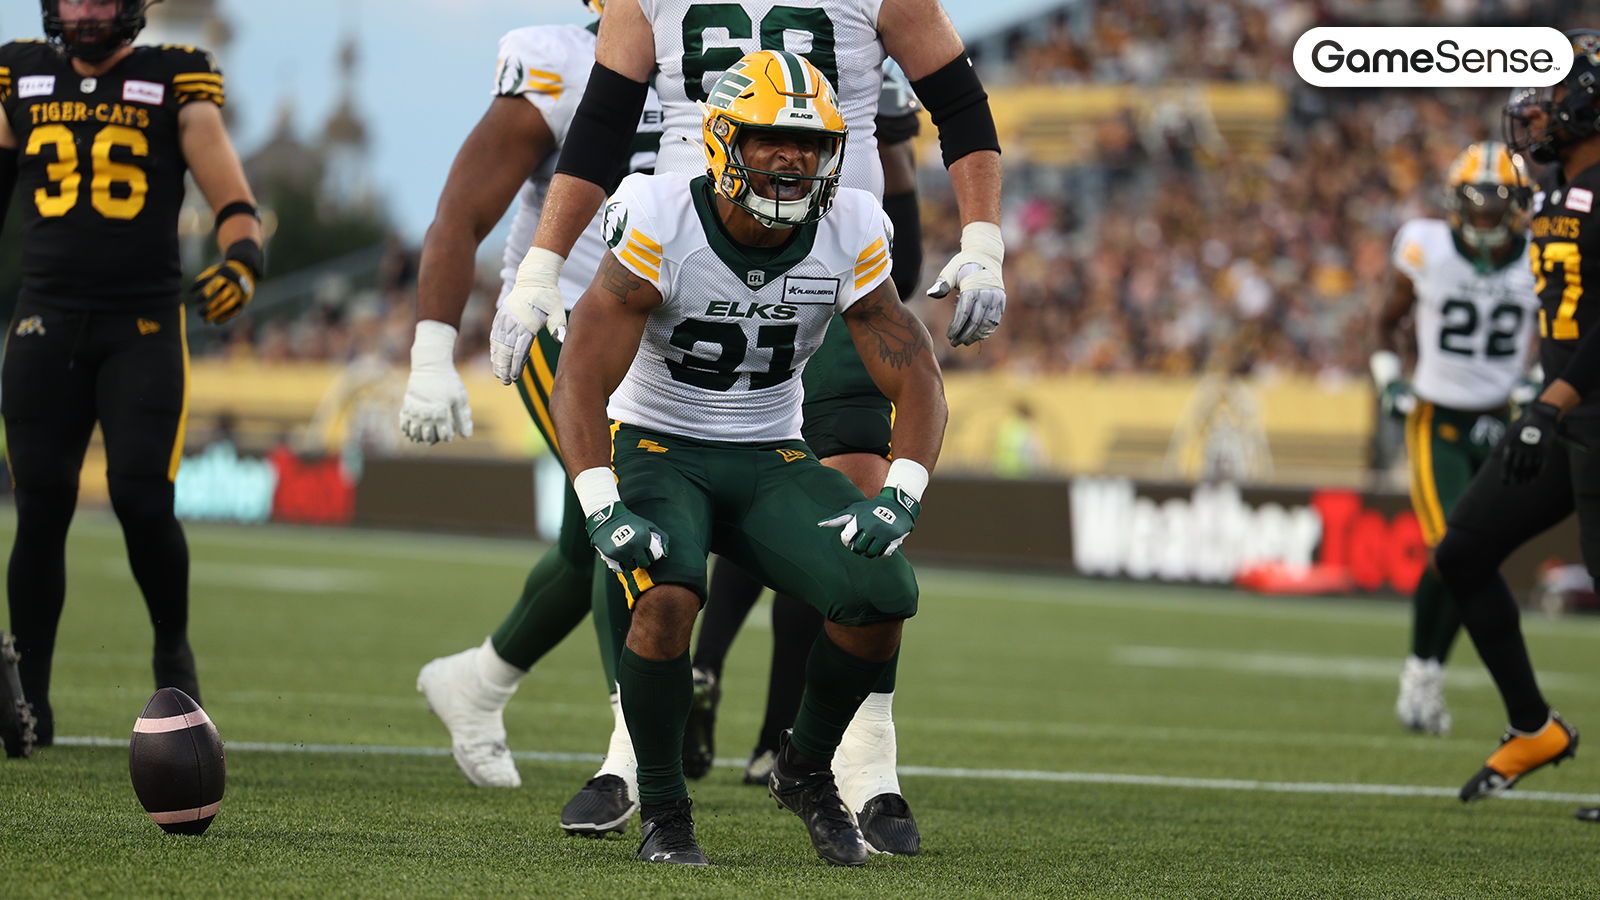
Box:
[1111,645,1596,691]
[54,735,1600,805]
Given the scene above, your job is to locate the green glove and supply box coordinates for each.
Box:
[585,500,668,574]
[1380,380,1415,420]
[818,487,920,558]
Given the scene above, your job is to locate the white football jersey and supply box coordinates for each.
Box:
[1392,218,1539,410]
[603,172,892,441]
[494,25,665,310]
[640,0,887,198]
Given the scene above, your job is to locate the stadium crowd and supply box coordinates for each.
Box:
[207,0,1600,381]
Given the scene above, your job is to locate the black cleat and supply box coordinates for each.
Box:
[1,633,38,758]
[682,667,719,780]
[561,774,639,836]
[769,731,871,867]
[636,798,710,865]
[153,638,202,707]
[742,747,776,786]
[1577,806,1600,822]
[857,793,921,856]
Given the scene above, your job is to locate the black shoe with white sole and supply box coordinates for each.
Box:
[561,774,639,836]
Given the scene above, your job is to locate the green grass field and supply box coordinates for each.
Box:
[4,508,1600,897]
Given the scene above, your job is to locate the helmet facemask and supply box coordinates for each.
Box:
[41,0,151,63]
[716,121,845,228]
[1449,183,1527,253]
[1443,140,1532,269]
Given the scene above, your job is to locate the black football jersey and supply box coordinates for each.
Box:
[1532,164,1600,412]
[0,40,225,311]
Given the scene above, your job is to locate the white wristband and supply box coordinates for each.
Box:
[574,467,621,519]
[411,320,457,368]
[1369,350,1401,388]
[515,247,566,286]
[960,221,1005,266]
[883,458,930,503]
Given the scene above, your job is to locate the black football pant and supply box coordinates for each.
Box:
[1433,415,1600,732]
[2,300,194,743]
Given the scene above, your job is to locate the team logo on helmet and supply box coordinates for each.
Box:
[1574,30,1600,63]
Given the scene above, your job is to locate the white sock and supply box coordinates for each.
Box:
[473,637,524,698]
[597,688,639,801]
[833,691,901,813]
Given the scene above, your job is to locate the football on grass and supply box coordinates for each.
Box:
[129,688,226,835]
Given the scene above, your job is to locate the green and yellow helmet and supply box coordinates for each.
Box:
[699,50,847,227]
[1443,140,1532,253]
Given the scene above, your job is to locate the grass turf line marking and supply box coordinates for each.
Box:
[1112,645,1595,691]
[54,736,1600,805]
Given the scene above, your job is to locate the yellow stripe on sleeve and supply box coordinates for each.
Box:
[619,248,660,281]
[625,235,662,267]
[855,237,886,264]
[854,258,889,291]
[172,72,223,83]
[631,230,663,255]
[854,249,887,274]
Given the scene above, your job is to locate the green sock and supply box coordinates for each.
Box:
[489,545,592,670]
[590,563,632,688]
[618,648,692,806]
[791,633,888,763]
[1411,568,1460,663]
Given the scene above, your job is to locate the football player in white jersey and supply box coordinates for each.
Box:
[399,0,665,836]
[1369,140,1539,736]
[491,0,1002,854]
[400,5,933,842]
[551,51,945,867]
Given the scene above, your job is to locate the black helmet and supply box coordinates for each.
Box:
[1504,28,1600,165]
[40,0,154,63]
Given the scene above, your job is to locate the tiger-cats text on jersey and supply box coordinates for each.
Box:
[1533,166,1600,413]
[0,39,224,311]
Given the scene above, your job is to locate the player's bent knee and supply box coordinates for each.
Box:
[626,583,700,659]
[824,619,902,662]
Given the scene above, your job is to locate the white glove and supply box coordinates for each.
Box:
[508,247,566,332]
[399,320,473,444]
[489,304,538,385]
[928,221,1006,347]
[1368,350,1401,390]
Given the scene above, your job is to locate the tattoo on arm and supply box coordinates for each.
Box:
[600,251,644,304]
[851,289,928,369]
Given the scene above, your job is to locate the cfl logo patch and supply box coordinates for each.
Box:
[610,524,636,547]
[13,316,43,337]
[872,506,897,526]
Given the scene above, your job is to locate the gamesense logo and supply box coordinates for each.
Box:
[1294,27,1570,87]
